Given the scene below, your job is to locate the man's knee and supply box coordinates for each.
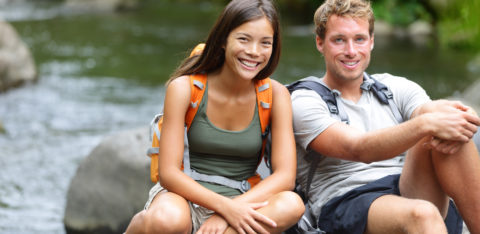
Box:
[406,200,446,232]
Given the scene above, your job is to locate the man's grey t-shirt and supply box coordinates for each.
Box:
[291,73,430,219]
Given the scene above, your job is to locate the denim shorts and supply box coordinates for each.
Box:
[318,174,463,234]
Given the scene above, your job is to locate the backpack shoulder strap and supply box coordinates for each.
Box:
[362,73,403,123]
[249,78,272,185]
[287,78,349,123]
[185,73,207,130]
[255,78,272,137]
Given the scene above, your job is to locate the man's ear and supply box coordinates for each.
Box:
[370,33,375,51]
[316,35,324,54]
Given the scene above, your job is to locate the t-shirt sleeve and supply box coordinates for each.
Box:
[291,89,339,151]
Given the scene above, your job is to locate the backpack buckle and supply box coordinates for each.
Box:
[240,180,251,193]
[384,90,393,99]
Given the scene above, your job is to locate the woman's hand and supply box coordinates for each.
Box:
[219,200,276,234]
[196,214,228,234]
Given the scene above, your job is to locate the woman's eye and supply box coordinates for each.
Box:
[262,41,273,46]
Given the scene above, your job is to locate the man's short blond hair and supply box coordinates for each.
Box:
[314,0,374,39]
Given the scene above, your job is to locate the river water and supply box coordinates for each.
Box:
[0,1,478,233]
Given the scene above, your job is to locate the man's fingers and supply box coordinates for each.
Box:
[464,112,480,126]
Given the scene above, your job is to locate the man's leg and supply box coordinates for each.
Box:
[366,194,447,234]
[400,137,480,233]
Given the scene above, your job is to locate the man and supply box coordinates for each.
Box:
[291,0,480,233]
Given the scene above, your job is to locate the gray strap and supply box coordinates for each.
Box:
[258,83,270,92]
[182,127,192,176]
[190,101,199,108]
[189,80,204,108]
[388,99,404,124]
[193,80,204,90]
[149,114,163,141]
[146,147,159,156]
[260,101,270,109]
[190,170,251,193]
[332,89,349,124]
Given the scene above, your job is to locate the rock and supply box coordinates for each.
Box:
[408,20,433,37]
[374,20,394,37]
[0,20,37,92]
[64,126,153,234]
[467,54,480,75]
[406,20,434,47]
[64,0,140,12]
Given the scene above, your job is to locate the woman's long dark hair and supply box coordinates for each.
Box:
[168,0,281,84]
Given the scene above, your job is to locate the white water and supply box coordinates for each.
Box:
[0,63,164,233]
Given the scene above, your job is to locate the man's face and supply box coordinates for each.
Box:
[316,14,374,83]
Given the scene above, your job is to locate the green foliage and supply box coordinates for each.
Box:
[437,0,480,50]
[276,0,320,24]
[371,0,431,26]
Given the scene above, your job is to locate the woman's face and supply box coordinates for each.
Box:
[223,17,274,81]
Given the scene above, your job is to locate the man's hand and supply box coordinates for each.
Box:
[420,100,480,142]
[421,100,480,154]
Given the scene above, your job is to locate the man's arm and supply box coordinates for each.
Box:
[308,99,480,163]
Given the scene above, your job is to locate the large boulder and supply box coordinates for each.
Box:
[0,20,37,92]
[64,126,153,234]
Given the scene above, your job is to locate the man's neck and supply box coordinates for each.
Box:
[323,73,364,103]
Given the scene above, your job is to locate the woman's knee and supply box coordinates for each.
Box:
[268,191,305,221]
[125,210,147,234]
[144,193,191,234]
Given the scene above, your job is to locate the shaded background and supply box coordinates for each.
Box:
[0,0,479,233]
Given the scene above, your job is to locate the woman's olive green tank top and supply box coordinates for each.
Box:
[187,83,262,196]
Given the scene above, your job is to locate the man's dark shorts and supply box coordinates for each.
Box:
[318,174,463,234]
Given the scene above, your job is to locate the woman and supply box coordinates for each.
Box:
[125,0,304,233]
